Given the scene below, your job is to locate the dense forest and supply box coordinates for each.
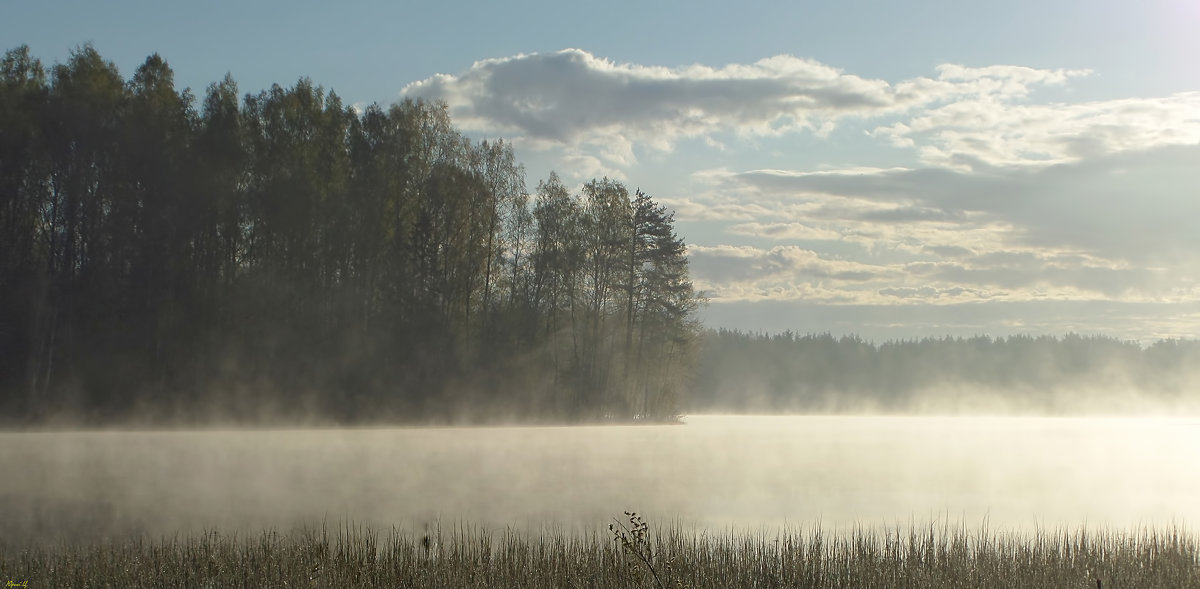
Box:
[693,330,1200,413]
[7,45,1197,426]
[0,45,702,425]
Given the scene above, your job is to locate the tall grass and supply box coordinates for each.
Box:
[2,518,1197,587]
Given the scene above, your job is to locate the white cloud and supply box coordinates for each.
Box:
[558,147,627,182]
[932,64,1089,96]
[684,144,1200,307]
[878,286,994,300]
[726,222,843,242]
[689,236,1190,306]
[688,244,898,302]
[664,197,775,222]
[717,144,1200,266]
[676,172,1017,258]
[402,50,1098,172]
[405,49,1200,179]
[402,49,898,155]
[404,50,1198,176]
[876,91,1200,169]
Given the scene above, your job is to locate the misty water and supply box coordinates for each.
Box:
[4,415,1199,544]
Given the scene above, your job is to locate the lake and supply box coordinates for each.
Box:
[3,415,1199,544]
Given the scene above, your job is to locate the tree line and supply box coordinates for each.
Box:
[692,330,1200,413]
[0,45,702,425]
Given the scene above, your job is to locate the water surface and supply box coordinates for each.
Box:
[3,415,1198,543]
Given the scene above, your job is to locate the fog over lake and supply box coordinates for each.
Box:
[4,415,1199,545]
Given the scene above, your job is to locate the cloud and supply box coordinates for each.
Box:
[401,50,1100,173]
[663,197,776,222]
[558,147,628,182]
[717,144,1200,266]
[680,168,1018,260]
[932,63,1088,97]
[878,286,993,300]
[402,49,1200,183]
[725,222,843,241]
[405,49,1200,181]
[403,49,897,145]
[686,239,1172,306]
[909,258,1178,300]
[922,245,975,259]
[685,144,1200,306]
[689,244,893,302]
[855,206,965,223]
[875,91,1200,168]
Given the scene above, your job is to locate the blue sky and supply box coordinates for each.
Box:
[7,0,1200,342]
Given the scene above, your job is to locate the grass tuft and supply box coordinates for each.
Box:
[2,515,1198,587]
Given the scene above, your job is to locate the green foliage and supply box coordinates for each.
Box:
[0,45,703,425]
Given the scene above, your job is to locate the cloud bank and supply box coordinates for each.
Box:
[402,50,1105,167]
[405,48,1198,175]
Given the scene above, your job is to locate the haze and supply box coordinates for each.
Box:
[3,0,1199,562]
[5,416,1200,547]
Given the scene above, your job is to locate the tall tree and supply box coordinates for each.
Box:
[0,46,49,415]
[631,196,699,417]
[38,44,128,415]
[531,173,584,411]
[578,178,632,412]
[119,54,195,404]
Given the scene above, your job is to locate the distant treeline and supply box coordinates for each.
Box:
[692,330,1200,413]
[0,45,701,425]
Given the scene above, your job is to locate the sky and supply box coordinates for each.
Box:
[6,0,1200,343]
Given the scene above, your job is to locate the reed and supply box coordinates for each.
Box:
[3,517,1197,588]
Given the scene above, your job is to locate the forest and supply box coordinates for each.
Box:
[0,45,702,425]
[692,330,1200,413]
[5,44,1198,426]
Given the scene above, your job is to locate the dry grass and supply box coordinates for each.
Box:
[2,517,1198,588]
